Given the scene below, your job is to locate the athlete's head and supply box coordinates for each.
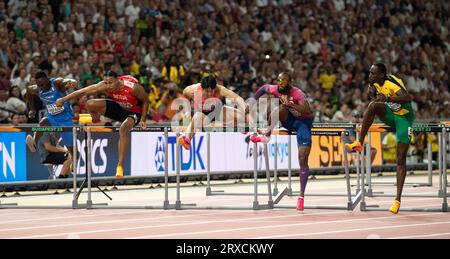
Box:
[103,70,120,91]
[277,72,291,94]
[34,71,50,90]
[200,74,217,98]
[369,63,387,86]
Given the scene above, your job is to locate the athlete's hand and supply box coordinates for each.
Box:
[66,80,77,89]
[55,98,64,107]
[140,119,147,130]
[28,110,36,119]
[279,95,289,105]
[280,95,294,107]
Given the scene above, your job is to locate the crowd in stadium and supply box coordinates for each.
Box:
[0,0,449,127]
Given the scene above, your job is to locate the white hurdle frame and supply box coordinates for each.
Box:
[188,128,274,210]
[360,126,449,212]
[0,126,86,209]
[274,130,362,210]
[363,126,448,199]
[88,127,178,210]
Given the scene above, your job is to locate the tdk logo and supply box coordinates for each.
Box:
[155,135,205,172]
[155,136,165,172]
[0,133,27,182]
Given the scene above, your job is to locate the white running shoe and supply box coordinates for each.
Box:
[26,135,36,152]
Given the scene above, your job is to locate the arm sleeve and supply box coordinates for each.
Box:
[253,85,270,100]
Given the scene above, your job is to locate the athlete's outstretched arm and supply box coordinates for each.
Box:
[217,85,247,111]
[388,89,412,103]
[253,85,270,100]
[54,78,78,91]
[246,84,271,113]
[55,81,106,107]
[182,83,198,99]
[132,83,149,129]
[280,95,312,114]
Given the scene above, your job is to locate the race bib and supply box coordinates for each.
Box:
[47,104,65,115]
[386,102,401,112]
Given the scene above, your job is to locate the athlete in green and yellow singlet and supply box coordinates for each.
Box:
[345,63,415,214]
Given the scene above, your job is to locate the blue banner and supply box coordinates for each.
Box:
[0,132,27,182]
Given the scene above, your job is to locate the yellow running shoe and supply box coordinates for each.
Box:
[116,165,124,178]
[389,200,401,214]
[345,140,363,152]
[177,135,191,150]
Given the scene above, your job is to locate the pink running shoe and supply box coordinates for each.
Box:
[177,135,191,150]
[249,134,270,144]
[296,197,304,211]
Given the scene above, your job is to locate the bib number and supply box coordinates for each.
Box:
[47,104,65,115]
[386,102,401,112]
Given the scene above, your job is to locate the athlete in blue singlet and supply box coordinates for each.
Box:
[25,71,78,178]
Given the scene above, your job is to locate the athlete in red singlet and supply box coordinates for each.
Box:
[177,75,248,150]
[55,71,149,178]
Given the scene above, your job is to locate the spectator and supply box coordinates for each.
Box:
[0,88,10,123]
[5,87,27,119]
[36,132,73,179]
[0,0,446,125]
[331,103,351,122]
[0,68,11,91]
[10,113,21,126]
[161,55,185,86]
[10,68,28,94]
[319,66,337,90]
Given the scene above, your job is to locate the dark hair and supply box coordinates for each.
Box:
[200,75,217,89]
[373,63,387,75]
[279,71,292,81]
[105,70,119,78]
[34,71,48,80]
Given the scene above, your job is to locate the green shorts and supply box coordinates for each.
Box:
[379,103,415,144]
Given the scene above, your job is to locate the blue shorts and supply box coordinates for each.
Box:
[47,116,74,148]
[281,112,313,147]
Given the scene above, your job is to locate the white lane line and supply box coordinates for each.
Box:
[7,201,446,238]
[2,210,349,233]
[388,232,450,239]
[0,191,408,225]
[255,221,450,239]
[8,211,356,238]
[128,210,448,239]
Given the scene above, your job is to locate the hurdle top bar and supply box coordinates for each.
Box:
[0,126,81,133]
[0,122,446,133]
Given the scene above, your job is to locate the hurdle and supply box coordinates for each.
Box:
[362,124,447,199]
[205,123,358,197]
[85,126,178,210]
[360,124,449,212]
[273,128,363,210]
[182,125,274,210]
[203,123,363,210]
[365,124,441,191]
[0,126,87,209]
[276,123,361,198]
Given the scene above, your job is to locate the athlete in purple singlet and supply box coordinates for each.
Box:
[251,72,313,211]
